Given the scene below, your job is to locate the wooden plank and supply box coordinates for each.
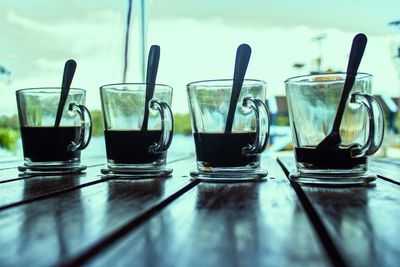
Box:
[0,162,22,171]
[0,156,105,183]
[0,154,193,210]
[278,157,400,267]
[370,158,400,185]
[83,158,331,267]
[372,157,400,166]
[0,171,34,184]
[0,157,20,164]
[0,155,105,173]
[0,153,190,184]
[0,157,194,267]
[0,156,110,210]
[0,166,105,210]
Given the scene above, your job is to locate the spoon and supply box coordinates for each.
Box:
[141,45,160,131]
[54,59,77,127]
[316,33,367,149]
[224,43,252,134]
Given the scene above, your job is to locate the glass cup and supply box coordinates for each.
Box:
[100,83,173,177]
[16,88,92,173]
[285,73,384,185]
[187,79,270,182]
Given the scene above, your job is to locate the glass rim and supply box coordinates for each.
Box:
[186,79,267,88]
[99,82,173,91]
[16,87,86,94]
[284,72,372,84]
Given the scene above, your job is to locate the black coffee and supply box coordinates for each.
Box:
[21,126,81,162]
[295,146,367,169]
[104,130,167,164]
[193,132,259,167]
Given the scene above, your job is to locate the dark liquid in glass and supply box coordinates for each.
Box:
[21,126,81,162]
[295,146,367,169]
[104,130,167,164]
[193,132,259,167]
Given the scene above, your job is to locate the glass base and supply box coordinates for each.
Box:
[190,169,268,183]
[289,170,377,186]
[101,167,173,178]
[18,164,87,175]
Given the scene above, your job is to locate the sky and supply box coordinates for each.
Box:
[0,0,400,114]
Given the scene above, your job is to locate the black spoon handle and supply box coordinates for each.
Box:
[55,59,77,127]
[142,45,160,131]
[346,34,367,75]
[225,43,252,134]
[331,34,367,131]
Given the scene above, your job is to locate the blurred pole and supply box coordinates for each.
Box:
[122,0,147,83]
[388,21,400,149]
[311,33,327,73]
[389,21,400,91]
[139,0,147,82]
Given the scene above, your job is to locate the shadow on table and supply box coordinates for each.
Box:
[105,177,166,225]
[20,175,84,263]
[19,175,168,265]
[301,185,378,267]
[193,183,261,266]
[104,178,169,266]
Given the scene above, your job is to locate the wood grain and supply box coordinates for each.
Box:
[369,158,400,184]
[0,154,193,210]
[278,156,400,267]
[84,158,331,267]
[0,156,106,182]
[0,157,194,267]
[0,166,105,211]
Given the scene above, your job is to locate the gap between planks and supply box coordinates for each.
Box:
[59,179,200,267]
[276,158,349,267]
[0,154,194,211]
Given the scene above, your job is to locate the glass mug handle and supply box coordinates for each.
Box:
[350,93,385,157]
[68,102,93,151]
[242,97,270,156]
[149,99,173,153]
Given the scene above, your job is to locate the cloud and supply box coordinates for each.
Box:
[149,0,400,35]
[6,10,58,33]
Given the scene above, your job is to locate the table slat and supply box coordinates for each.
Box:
[278,157,400,267]
[84,159,331,267]
[0,166,105,211]
[0,157,194,267]
[370,158,400,185]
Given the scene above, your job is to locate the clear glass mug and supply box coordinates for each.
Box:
[100,83,173,177]
[16,88,92,173]
[187,79,270,182]
[285,73,384,185]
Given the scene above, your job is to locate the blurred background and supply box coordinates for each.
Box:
[0,0,399,158]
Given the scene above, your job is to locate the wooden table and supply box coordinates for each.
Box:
[0,152,399,267]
